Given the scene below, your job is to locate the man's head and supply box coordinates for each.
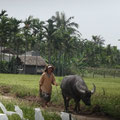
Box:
[45,65,54,73]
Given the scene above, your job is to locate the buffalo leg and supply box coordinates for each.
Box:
[63,94,70,112]
[74,99,80,113]
[66,97,70,110]
[77,102,80,112]
[63,95,68,112]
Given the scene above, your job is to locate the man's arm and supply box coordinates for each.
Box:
[52,74,58,86]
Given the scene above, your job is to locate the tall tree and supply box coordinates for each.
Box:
[52,11,80,75]
[44,19,57,64]
[0,10,9,61]
[22,16,33,73]
[9,17,22,56]
[30,18,45,54]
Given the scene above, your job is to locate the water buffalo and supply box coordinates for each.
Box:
[60,75,96,112]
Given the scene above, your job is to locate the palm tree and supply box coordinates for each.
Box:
[92,35,105,47]
[0,10,9,61]
[8,17,23,73]
[52,11,80,75]
[9,17,22,55]
[23,16,33,73]
[30,18,45,51]
[30,18,45,74]
[91,35,105,67]
[52,11,79,31]
[44,19,57,64]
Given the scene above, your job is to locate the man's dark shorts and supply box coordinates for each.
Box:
[40,91,51,102]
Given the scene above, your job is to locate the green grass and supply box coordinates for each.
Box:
[0,97,61,120]
[83,77,120,119]
[0,73,120,119]
[0,98,34,120]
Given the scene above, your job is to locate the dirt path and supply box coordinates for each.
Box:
[46,105,116,120]
[72,114,115,120]
[0,95,117,120]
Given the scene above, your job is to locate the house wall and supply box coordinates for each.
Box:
[25,65,45,74]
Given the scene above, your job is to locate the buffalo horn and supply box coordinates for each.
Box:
[78,89,86,93]
[76,83,86,93]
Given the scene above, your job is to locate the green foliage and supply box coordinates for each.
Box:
[8,56,18,73]
[91,94,120,118]
[0,57,19,73]
[0,100,35,120]
[0,61,9,73]
[85,77,120,119]
[0,93,61,120]
[51,85,63,104]
[0,10,120,76]
[42,110,61,120]
[13,85,33,98]
[5,102,15,111]
[8,114,21,120]
[21,106,35,120]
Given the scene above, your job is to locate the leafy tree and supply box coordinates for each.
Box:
[44,19,57,64]
[0,10,9,61]
[0,10,120,75]
[52,11,80,75]
[8,17,22,55]
[30,18,45,55]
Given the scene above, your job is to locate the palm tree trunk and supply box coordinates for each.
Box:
[48,39,51,64]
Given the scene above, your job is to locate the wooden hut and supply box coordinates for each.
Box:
[18,55,46,74]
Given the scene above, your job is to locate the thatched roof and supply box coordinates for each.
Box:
[19,55,46,66]
[1,48,15,54]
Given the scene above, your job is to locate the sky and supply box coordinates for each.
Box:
[0,0,120,49]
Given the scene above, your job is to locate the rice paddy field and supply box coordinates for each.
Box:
[0,73,120,120]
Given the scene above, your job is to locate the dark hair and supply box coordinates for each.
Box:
[44,64,55,73]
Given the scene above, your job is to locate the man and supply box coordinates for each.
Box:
[39,64,57,107]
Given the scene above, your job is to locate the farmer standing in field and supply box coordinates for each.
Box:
[39,64,57,107]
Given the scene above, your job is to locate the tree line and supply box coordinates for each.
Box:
[0,10,120,76]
